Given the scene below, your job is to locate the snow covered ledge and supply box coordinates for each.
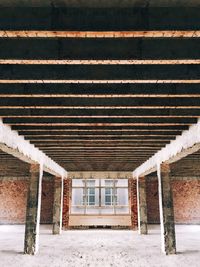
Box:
[0,119,67,178]
[133,118,200,178]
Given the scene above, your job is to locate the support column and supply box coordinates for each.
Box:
[157,163,176,255]
[128,178,138,230]
[62,178,72,230]
[52,176,63,234]
[24,164,43,255]
[137,176,148,234]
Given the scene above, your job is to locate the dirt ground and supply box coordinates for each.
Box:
[0,224,200,267]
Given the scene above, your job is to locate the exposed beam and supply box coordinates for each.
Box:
[2,94,200,98]
[0,80,200,84]
[0,65,199,80]
[0,39,200,60]
[0,83,200,97]
[0,6,199,31]
[133,119,200,178]
[0,119,67,177]
[1,60,200,65]
[1,31,200,38]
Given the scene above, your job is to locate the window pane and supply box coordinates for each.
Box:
[105,196,111,205]
[89,187,95,195]
[89,196,95,204]
[105,188,111,194]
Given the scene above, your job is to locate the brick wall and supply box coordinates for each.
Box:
[40,180,54,224]
[62,178,72,229]
[146,180,160,223]
[172,179,200,224]
[128,179,138,229]
[1,178,200,225]
[0,179,54,224]
[146,178,200,224]
[0,180,28,224]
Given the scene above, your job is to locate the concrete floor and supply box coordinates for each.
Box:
[0,225,200,267]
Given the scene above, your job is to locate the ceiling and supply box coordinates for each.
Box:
[0,2,200,171]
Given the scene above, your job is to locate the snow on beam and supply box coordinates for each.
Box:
[0,119,67,178]
[133,118,200,178]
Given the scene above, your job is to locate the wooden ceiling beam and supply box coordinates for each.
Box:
[1,31,200,38]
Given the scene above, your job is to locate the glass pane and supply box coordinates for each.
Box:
[116,179,128,187]
[89,196,95,205]
[89,188,95,194]
[72,179,84,187]
[86,180,96,186]
[105,196,111,205]
[104,180,114,187]
[105,188,111,194]
[117,188,129,206]
[71,188,84,206]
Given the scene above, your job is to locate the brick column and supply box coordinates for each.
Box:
[62,178,72,230]
[157,163,176,255]
[52,176,63,234]
[137,176,148,234]
[128,178,138,230]
[24,164,43,255]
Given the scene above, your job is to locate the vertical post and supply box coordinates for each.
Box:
[128,178,138,230]
[52,176,63,234]
[157,163,176,255]
[24,164,43,255]
[99,178,101,215]
[62,178,72,230]
[137,176,148,234]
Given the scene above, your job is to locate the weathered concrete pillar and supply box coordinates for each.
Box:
[62,178,72,230]
[24,164,43,255]
[137,176,148,234]
[157,163,176,255]
[128,178,138,230]
[52,176,63,234]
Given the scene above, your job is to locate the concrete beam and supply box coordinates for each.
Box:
[0,65,200,80]
[24,164,42,255]
[137,176,148,234]
[157,164,176,255]
[52,176,63,235]
[133,118,200,178]
[0,7,200,31]
[67,171,133,179]
[0,119,67,177]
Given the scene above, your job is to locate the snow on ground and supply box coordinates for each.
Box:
[0,225,200,267]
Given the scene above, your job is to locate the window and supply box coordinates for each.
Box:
[105,180,117,206]
[71,178,129,215]
[83,180,95,206]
